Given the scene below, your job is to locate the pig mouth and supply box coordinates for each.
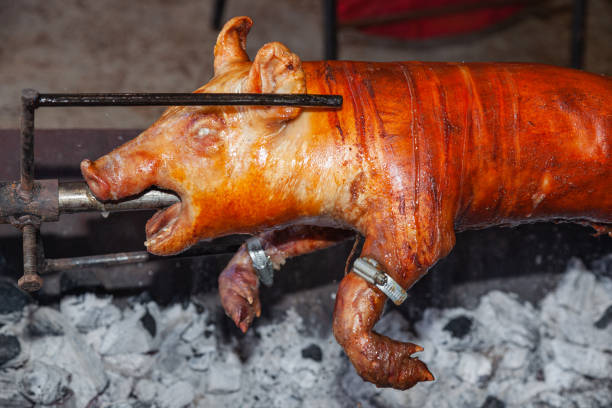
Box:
[144,199,187,253]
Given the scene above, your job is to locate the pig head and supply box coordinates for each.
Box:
[81,17,346,256]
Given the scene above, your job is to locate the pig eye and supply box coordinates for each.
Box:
[186,116,224,155]
[196,127,216,138]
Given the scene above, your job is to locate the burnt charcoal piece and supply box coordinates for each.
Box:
[480,396,506,408]
[301,344,323,362]
[0,279,30,315]
[594,304,612,329]
[27,309,65,337]
[0,334,21,367]
[443,315,473,339]
[140,310,157,338]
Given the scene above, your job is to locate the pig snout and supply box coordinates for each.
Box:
[80,148,160,202]
[81,159,113,200]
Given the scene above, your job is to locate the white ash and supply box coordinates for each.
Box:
[18,361,72,405]
[0,257,610,407]
[60,294,121,333]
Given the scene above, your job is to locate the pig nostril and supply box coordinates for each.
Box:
[88,179,100,194]
[81,160,110,200]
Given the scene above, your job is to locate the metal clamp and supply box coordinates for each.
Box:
[246,237,275,287]
[352,257,407,305]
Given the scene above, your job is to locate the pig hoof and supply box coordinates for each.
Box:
[352,342,434,390]
[218,264,261,333]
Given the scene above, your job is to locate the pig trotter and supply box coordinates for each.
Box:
[219,226,354,332]
[333,273,434,389]
[218,247,262,333]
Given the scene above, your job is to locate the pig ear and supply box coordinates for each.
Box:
[214,16,253,75]
[245,42,306,123]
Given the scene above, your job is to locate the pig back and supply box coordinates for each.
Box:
[302,61,612,238]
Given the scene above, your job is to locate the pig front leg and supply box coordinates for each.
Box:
[218,226,355,332]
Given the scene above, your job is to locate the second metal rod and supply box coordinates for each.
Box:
[20,89,39,195]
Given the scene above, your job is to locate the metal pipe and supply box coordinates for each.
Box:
[59,181,179,213]
[212,0,226,30]
[36,93,342,108]
[323,0,338,60]
[19,89,38,197]
[570,0,587,69]
[44,251,151,273]
[43,234,250,274]
[339,0,541,28]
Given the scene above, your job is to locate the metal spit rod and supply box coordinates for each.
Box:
[58,181,179,213]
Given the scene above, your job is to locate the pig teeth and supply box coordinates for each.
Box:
[144,223,175,247]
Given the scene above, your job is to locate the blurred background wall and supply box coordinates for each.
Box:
[1,0,611,129]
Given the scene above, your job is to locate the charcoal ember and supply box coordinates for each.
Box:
[154,303,210,376]
[97,371,133,406]
[188,353,213,372]
[18,361,72,405]
[498,346,530,371]
[140,309,157,337]
[103,402,132,408]
[0,369,32,408]
[133,379,159,403]
[190,329,217,356]
[99,306,154,355]
[3,258,610,407]
[206,354,242,394]
[59,294,121,333]
[474,291,540,349]
[27,308,64,337]
[455,352,493,385]
[104,353,155,377]
[27,307,108,407]
[156,381,195,408]
[591,254,612,279]
[0,334,21,367]
[0,279,30,325]
[541,267,612,351]
[302,396,343,408]
[180,314,207,343]
[301,344,323,362]
[443,315,473,339]
[594,305,612,329]
[157,350,186,374]
[480,395,506,408]
[544,338,612,379]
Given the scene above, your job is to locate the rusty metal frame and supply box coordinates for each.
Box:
[6,89,342,292]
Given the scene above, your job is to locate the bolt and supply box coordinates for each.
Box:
[18,224,43,292]
[18,273,42,292]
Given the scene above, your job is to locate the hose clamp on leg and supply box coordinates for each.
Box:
[246,236,274,287]
[352,257,407,305]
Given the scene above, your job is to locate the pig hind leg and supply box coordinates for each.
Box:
[218,226,355,332]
